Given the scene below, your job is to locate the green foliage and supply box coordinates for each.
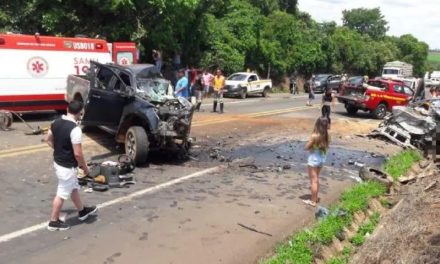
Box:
[311,215,350,245]
[266,231,313,264]
[264,181,385,264]
[0,1,428,80]
[350,212,380,246]
[342,7,389,40]
[383,150,421,180]
[350,233,365,246]
[340,182,386,214]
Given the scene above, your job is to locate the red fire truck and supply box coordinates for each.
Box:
[0,33,137,112]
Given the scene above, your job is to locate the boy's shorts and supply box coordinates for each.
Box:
[54,162,79,200]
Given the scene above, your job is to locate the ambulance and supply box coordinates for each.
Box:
[0,33,137,112]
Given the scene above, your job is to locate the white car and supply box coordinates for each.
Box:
[224,72,272,99]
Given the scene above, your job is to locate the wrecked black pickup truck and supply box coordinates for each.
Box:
[66,61,194,165]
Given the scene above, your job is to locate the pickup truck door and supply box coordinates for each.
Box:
[82,65,128,127]
[247,75,259,92]
[391,84,413,107]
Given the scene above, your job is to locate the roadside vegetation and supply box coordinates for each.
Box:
[383,150,421,180]
[264,149,422,264]
[0,1,429,80]
[263,181,386,264]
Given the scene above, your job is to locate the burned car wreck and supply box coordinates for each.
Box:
[66,62,194,165]
[369,82,439,158]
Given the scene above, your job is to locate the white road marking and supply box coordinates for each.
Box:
[0,166,222,244]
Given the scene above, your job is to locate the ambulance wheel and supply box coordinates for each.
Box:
[125,126,149,165]
[373,103,387,119]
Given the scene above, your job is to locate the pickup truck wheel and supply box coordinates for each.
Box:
[125,126,149,165]
[239,87,247,99]
[346,105,358,115]
[373,103,387,119]
[262,87,269,97]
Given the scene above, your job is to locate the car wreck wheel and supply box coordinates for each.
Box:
[373,103,387,119]
[125,126,149,165]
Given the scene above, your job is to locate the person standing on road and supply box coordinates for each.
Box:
[175,69,189,98]
[152,49,163,72]
[202,69,214,99]
[303,117,330,207]
[44,100,97,231]
[194,73,204,111]
[213,69,225,113]
[306,75,315,106]
[321,87,336,129]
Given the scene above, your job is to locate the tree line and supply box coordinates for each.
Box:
[0,0,429,80]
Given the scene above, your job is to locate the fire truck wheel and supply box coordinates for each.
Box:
[373,103,387,119]
[125,126,149,165]
[346,105,358,115]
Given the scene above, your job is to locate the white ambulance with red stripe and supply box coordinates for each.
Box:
[0,33,137,112]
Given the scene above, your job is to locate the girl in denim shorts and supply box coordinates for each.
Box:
[303,117,330,207]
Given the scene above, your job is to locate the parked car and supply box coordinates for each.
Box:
[336,79,414,119]
[224,72,272,99]
[306,74,342,93]
[346,76,364,89]
[66,61,194,165]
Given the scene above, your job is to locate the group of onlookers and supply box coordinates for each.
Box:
[175,68,226,113]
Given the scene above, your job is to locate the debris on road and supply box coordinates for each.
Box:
[368,100,440,157]
[424,180,437,192]
[237,223,272,237]
[359,167,393,191]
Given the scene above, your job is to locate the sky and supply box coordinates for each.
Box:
[298,0,439,49]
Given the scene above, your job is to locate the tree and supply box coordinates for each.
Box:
[278,0,297,14]
[394,34,429,76]
[259,11,325,79]
[342,7,389,40]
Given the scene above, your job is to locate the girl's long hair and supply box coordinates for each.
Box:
[312,117,330,150]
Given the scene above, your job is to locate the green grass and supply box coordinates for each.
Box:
[428,52,440,62]
[264,182,386,264]
[383,150,421,180]
[270,86,288,93]
[326,246,352,264]
[350,212,380,246]
[340,182,386,214]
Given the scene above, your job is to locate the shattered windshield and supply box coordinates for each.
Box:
[136,78,172,102]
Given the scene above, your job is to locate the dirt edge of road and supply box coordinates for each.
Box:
[349,163,440,264]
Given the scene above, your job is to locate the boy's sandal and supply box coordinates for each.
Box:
[302,199,317,207]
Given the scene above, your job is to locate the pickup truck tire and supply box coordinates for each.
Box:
[125,126,149,165]
[262,87,269,97]
[239,87,247,99]
[373,103,387,119]
[346,105,358,115]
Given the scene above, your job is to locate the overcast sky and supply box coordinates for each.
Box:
[298,0,439,49]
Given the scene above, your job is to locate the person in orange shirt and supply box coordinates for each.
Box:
[213,69,225,113]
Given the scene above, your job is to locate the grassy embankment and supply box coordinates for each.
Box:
[263,150,421,264]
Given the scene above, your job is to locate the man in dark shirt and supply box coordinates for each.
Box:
[44,101,97,231]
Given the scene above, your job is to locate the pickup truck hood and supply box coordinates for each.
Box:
[225,80,246,86]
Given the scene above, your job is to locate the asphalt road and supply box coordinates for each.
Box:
[0,93,392,264]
